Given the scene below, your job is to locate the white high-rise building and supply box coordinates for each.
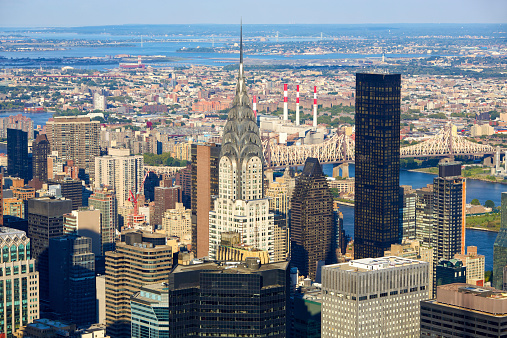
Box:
[321,256,429,338]
[208,32,274,261]
[94,148,144,208]
[93,92,107,111]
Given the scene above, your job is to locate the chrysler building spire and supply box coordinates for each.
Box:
[208,25,274,261]
[220,23,264,201]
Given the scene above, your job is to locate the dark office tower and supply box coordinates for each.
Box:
[48,177,83,210]
[291,158,334,280]
[175,163,192,209]
[27,197,73,303]
[49,235,96,325]
[7,128,30,181]
[142,259,289,337]
[493,192,507,289]
[191,143,220,258]
[143,171,160,202]
[432,162,465,264]
[354,73,401,260]
[436,259,466,287]
[32,133,50,182]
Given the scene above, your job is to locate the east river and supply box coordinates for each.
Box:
[322,163,505,271]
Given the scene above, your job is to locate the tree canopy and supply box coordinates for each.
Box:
[143,153,187,167]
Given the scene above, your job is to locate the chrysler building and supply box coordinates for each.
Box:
[208,27,274,260]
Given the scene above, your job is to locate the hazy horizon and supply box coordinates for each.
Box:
[1,0,506,28]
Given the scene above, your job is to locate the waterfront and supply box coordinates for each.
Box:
[324,163,505,272]
[0,112,53,127]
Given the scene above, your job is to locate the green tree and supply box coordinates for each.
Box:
[470,198,480,205]
[484,200,495,208]
[485,270,492,283]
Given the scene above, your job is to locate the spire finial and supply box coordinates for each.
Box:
[235,19,247,103]
[240,18,243,65]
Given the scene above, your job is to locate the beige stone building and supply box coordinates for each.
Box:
[105,230,172,338]
[172,140,192,161]
[63,208,102,256]
[454,246,485,285]
[265,168,296,262]
[322,257,429,338]
[161,203,191,243]
[46,116,100,177]
[385,239,434,298]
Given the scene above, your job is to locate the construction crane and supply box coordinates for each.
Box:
[126,171,151,229]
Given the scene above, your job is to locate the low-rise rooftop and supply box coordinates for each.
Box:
[331,256,426,272]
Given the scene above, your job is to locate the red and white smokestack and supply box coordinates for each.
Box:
[296,85,300,126]
[283,83,288,121]
[252,95,257,118]
[138,55,141,66]
[313,86,318,127]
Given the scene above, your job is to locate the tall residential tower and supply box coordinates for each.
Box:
[46,116,100,178]
[354,73,401,259]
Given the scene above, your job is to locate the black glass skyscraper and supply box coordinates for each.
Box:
[49,235,96,325]
[354,73,401,259]
[158,259,289,337]
[32,133,50,182]
[7,128,30,181]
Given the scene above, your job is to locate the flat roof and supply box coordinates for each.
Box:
[327,256,426,272]
[172,260,289,274]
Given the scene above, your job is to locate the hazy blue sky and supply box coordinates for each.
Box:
[1,0,506,27]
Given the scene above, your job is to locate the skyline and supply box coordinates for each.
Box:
[0,0,506,28]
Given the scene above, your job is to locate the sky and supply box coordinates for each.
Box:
[0,0,506,27]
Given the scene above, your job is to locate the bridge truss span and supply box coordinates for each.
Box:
[263,133,355,168]
[262,124,497,168]
[400,124,496,158]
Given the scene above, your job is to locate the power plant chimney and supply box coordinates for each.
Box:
[138,55,141,66]
[313,86,318,127]
[296,85,300,126]
[283,83,288,121]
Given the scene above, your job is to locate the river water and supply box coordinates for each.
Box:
[323,163,505,271]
